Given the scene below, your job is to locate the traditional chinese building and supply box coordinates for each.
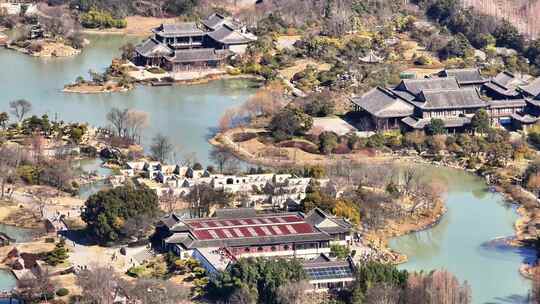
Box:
[156,208,353,260]
[350,69,539,132]
[134,13,256,72]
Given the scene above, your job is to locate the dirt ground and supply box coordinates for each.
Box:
[33,41,80,57]
[125,16,178,36]
[279,59,332,81]
[83,16,178,37]
[210,127,401,168]
[63,82,129,94]
[276,35,301,51]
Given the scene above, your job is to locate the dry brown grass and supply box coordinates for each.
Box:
[125,16,178,36]
[279,59,331,81]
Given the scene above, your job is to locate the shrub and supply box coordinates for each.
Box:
[414,55,432,65]
[277,140,319,154]
[127,265,146,278]
[232,132,257,142]
[319,131,338,154]
[147,67,166,74]
[56,288,69,297]
[80,9,127,29]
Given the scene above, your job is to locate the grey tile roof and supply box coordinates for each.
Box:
[415,88,487,110]
[395,78,460,97]
[521,78,540,98]
[160,213,182,229]
[527,99,540,108]
[440,68,487,85]
[202,13,242,31]
[511,113,539,124]
[183,233,333,249]
[402,116,472,129]
[135,38,172,57]
[487,99,527,108]
[165,48,230,63]
[152,23,205,37]
[305,208,354,234]
[351,87,414,118]
[207,25,254,44]
[483,82,521,98]
[492,71,522,88]
[485,71,528,98]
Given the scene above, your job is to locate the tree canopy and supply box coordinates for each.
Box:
[81,185,160,244]
[206,257,306,304]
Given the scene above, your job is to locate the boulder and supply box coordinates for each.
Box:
[99,147,122,160]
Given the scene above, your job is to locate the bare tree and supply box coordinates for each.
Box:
[276,280,311,304]
[42,158,74,194]
[9,99,32,122]
[16,268,54,303]
[210,146,234,173]
[405,270,472,304]
[125,109,149,143]
[150,133,173,163]
[76,265,120,304]
[124,278,190,304]
[364,283,401,304]
[0,145,21,198]
[106,107,129,138]
[531,268,540,304]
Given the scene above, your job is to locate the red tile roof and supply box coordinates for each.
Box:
[186,215,317,241]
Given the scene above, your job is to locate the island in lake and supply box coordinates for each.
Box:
[0,0,539,303]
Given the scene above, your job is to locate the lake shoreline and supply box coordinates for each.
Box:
[210,128,536,271]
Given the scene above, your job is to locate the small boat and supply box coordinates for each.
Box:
[151,81,173,87]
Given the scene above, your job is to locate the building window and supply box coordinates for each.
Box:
[284,245,289,250]
[244,247,250,252]
[257,247,263,252]
[271,246,276,251]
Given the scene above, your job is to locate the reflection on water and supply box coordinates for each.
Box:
[0,269,16,293]
[389,166,534,304]
[0,224,38,243]
[0,34,259,165]
[78,180,110,200]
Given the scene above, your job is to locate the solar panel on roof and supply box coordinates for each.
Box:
[271,226,283,235]
[208,230,219,239]
[233,228,244,237]
[285,225,296,234]
[305,266,353,280]
[260,226,272,236]
[222,229,233,238]
[246,227,257,237]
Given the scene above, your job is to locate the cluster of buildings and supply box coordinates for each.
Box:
[155,207,356,292]
[351,68,540,132]
[121,161,320,210]
[0,0,37,16]
[134,13,256,73]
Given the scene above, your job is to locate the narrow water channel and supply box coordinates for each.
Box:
[389,166,534,304]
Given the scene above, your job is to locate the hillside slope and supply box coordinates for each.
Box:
[462,0,540,39]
